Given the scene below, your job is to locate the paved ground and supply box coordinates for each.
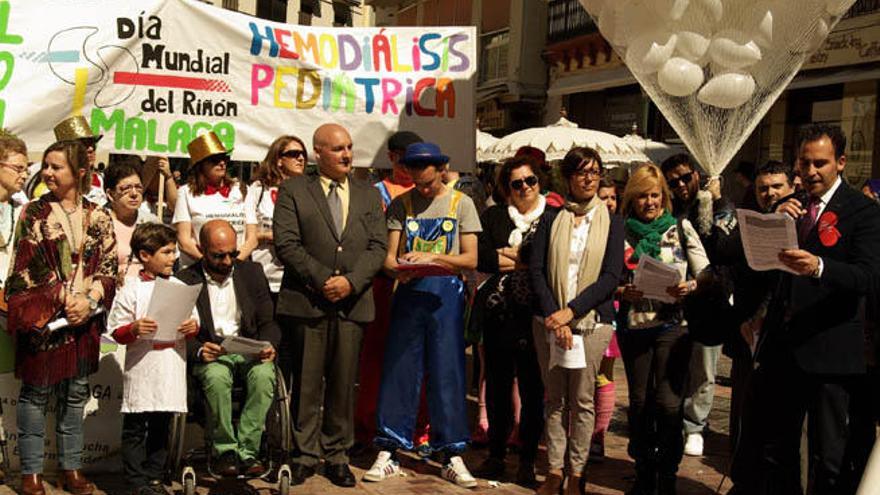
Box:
[0,358,734,495]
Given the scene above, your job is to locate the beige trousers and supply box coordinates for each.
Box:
[533,318,613,473]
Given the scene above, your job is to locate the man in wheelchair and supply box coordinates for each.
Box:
[177,220,281,478]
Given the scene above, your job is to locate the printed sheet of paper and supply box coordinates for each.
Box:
[221,335,271,359]
[633,256,681,304]
[144,278,201,341]
[736,209,799,274]
[548,332,587,370]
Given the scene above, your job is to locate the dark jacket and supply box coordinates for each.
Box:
[272,173,387,323]
[759,182,880,375]
[528,207,625,325]
[176,260,282,362]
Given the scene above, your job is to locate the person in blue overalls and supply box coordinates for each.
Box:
[363,142,483,488]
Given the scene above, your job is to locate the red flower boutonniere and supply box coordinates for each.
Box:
[818,211,841,247]
[624,246,638,270]
[271,189,278,204]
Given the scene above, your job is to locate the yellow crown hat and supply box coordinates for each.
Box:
[187,131,232,167]
[53,115,102,143]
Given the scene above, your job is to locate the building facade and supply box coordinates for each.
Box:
[198,0,373,27]
[366,0,548,136]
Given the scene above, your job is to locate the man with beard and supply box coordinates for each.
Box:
[176,219,281,478]
[660,154,737,457]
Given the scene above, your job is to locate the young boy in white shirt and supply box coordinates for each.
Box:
[108,223,198,495]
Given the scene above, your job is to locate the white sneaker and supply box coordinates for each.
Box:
[441,456,477,488]
[684,432,704,456]
[363,451,401,482]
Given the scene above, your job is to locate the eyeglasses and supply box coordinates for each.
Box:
[280,149,305,160]
[666,172,695,188]
[208,250,239,261]
[510,175,539,191]
[574,168,602,180]
[0,162,28,175]
[116,184,144,195]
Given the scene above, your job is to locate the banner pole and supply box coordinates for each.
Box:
[157,175,165,221]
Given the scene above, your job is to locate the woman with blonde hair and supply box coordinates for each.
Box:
[617,163,709,495]
[528,147,624,495]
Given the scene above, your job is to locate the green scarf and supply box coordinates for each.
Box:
[625,211,676,262]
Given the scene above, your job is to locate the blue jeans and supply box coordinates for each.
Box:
[17,376,90,474]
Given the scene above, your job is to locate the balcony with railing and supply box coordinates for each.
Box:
[547,0,598,44]
[844,0,880,18]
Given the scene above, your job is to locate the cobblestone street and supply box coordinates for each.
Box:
[0,358,734,495]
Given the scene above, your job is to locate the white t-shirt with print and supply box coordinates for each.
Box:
[244,182,283,292]
[172,183,254,267]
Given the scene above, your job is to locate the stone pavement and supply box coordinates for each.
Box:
[0,358,734,495]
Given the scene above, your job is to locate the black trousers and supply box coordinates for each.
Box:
[732,354,873,495]
[121,412,172,488]
[282,315,364,467]
[618,325,692,476]
[483,309,544,463]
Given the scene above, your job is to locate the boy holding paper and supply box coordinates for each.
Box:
[107,223,199,495]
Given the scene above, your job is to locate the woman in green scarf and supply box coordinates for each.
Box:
[617,163,709,495]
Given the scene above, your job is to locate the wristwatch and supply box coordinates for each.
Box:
[86,294,99,311]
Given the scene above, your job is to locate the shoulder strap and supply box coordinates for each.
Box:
[677,218,693,279]
[447,189,463,219]
[403,190,414,218]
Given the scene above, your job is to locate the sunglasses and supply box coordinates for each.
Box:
[208,250,239,261]
[204,154,229,165]
[667,172,695,188]
[510,175,539,191]
[280,149,305,160]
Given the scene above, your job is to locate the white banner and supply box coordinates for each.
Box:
[1,0,477,169]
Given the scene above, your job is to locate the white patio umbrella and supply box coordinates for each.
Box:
[476,129,500,162]
[487,117,650,165]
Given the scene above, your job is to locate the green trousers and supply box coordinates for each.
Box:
[194,354,276,461]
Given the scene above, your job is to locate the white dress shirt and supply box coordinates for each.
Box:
[199,267,241,337]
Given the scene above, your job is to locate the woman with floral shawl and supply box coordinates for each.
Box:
[5,141,117,495]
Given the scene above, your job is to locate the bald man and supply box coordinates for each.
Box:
[176,219,281,478]
[273,124,386,487]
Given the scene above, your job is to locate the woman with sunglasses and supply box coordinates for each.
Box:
[173,132,257,268]
[471,156,546,486]
[617,163,709,495]
[528,147,624,495]
[245,134,308,299]
[104,163,159,283]
[6,141,117,495]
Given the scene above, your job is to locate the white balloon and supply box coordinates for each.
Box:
[658,57,705,96]
[825,0,852,16]
[626,31,678,74]
[805,16,830,53]
[676,31,711,64]
[709,30,762,70]
[697,72,756,109]
[755,10,773,48]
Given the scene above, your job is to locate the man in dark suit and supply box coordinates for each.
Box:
[273,123,387,487]
[736,125,880,494]
[177,219,281,479]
